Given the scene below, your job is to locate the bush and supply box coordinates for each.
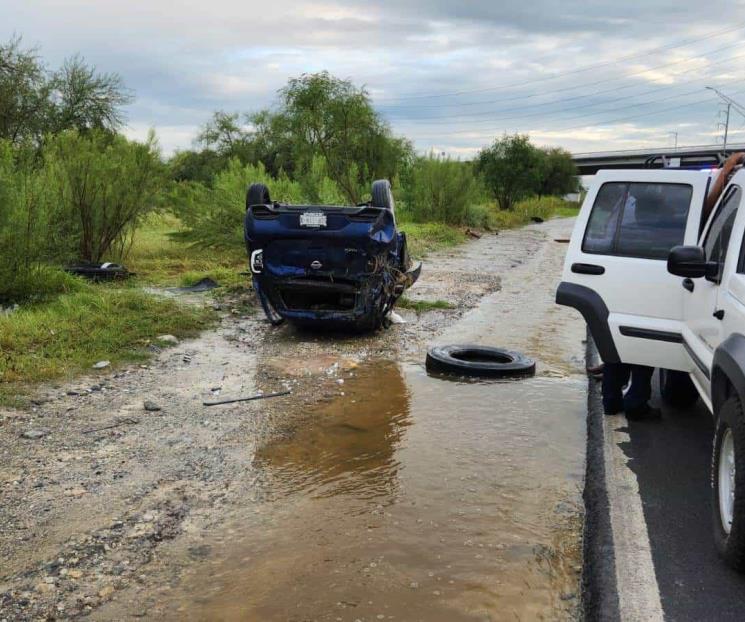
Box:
[0,142,60,303]
[169,158,346,248]
[44,129,164,263]
[400,153,488,225]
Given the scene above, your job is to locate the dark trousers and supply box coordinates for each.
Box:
[602,363,654,414]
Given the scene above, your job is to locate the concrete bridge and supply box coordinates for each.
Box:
[572,143,745,175]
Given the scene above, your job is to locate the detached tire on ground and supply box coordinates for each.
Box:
[712,395,745,571]
[426,344,535,378]
[659,368,699,409]
[371,179,395,211]
[246,183,271,209]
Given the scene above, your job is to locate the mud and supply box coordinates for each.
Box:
[0,219,585,620]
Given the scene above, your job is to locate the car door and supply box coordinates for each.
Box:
[684,180,745,402]
[558,169,711,370]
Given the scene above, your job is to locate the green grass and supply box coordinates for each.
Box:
[0,287,216,406]
[126,214,247,287]
[399,222,467,257]
[396,297,455,313]
[490,196,580,229]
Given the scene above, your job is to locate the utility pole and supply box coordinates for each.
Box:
[706,86,745,153]
[669,131,678,151]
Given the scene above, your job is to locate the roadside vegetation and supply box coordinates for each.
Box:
[0,284,214,406]
[0,36,580,399]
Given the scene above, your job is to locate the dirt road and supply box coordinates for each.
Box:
[0,219,586,621]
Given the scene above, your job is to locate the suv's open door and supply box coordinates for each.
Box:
[557,169,711,370]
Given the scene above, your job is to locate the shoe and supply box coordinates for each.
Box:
[587,363,605,376]
[625,404,662,421]
[603,403,623,416]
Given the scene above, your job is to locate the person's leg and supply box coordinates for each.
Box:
[624,365,660,419]
[602,362,630,415]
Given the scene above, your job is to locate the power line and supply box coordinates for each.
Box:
[373,21,745,102]
[381,50,745,126]
[409,86,745,138]
[382,48,745,120]
[393,82,734,129]
[377,39,744,114]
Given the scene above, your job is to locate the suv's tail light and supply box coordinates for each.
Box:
[251,205,277,219]
[348,208,381,222]
[250,249,264,274]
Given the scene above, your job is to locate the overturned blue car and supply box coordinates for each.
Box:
[244,180,421,331]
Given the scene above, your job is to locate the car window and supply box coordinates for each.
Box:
[582,182,693,259]
[704,185,741,279]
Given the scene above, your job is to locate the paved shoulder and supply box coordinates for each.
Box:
[586,364,745,621]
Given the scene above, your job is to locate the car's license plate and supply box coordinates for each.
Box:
[300,212,327,228]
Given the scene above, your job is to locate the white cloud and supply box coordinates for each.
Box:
[4,0,745,155]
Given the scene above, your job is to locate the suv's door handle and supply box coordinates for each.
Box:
[682,278,695,292]
[571,263,605,275]
[714,309,725,320]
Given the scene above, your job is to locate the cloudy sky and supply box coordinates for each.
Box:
[5,0,745,156]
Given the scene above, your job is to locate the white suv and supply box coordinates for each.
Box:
[558,167,745,570]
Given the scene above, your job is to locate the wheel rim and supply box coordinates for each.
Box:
[719,428,736,535]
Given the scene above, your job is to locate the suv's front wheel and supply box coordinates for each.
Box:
[712,395,745,570]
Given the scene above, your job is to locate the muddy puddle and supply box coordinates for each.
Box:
[166,359,585,622]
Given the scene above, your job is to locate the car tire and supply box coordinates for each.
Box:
[371,179,395,211]
[712,394,745,571]
[254,281,285,326]
[246,183,271,210]
[659,368,699,409]
[426,344,535,378]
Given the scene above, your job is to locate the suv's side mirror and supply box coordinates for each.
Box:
[667,245,718,279]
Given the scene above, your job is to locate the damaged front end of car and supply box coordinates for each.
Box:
[244,180,421,331]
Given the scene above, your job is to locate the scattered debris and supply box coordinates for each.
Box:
[176,277,220,293]
[531,216,545,224]
[465,228,482,239]
[203,390,291,407]
[92,360,110,370]
[65,262,131,281]
[21,429,47,440]
[143,400,162,412]
[157,334,179,345]
[82,417,140,434]
[554,238,570,243]
[388,311,406,324]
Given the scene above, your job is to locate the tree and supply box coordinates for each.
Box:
[50,55,133,133]
[536,147,578,197]
[0,36,52,145]
[275,71,412,203]
[476,134,542,211]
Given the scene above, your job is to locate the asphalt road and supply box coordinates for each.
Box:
[618,376,745,620]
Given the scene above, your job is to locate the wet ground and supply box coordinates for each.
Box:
[0,219,587,620]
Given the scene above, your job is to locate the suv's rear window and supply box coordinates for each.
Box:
[582,182,693,259]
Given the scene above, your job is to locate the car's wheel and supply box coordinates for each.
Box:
[712,395,745,571]
[426,345,535,378]
[255,282,285,326]
[659,368,699,409]
[371,179,394,211]
[246,183,271,210]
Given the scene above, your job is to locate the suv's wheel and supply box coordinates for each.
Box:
[371,179,394,211]
[712,395,745,570]
[246,183,271,210]
[659,368,699,408]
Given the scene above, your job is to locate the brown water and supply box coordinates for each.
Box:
[167,362,585,622]
[164,220,587,621]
